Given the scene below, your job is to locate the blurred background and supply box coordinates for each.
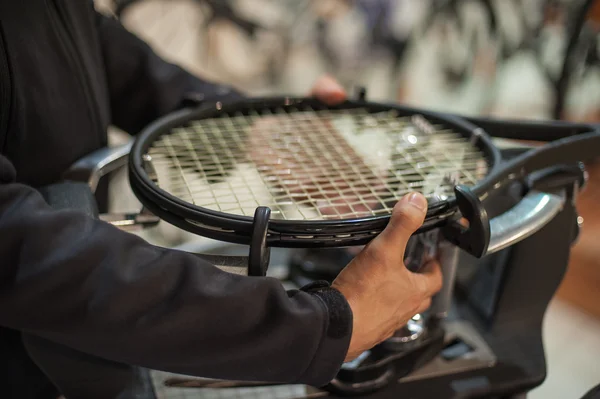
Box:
[93,1,600,397]
[96,0,600,120]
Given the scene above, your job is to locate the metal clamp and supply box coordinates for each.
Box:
[99,208,160,232]
[248,206,272,277]
[486,189,565,255]
[62,139,158,232]
[443,185,565,258]
[63,140,133,193]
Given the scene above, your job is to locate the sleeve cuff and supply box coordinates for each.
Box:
[297,280,353,387]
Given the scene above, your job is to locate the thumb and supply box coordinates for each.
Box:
[377,192,428,255]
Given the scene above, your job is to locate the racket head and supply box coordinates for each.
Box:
[129,97,502,247]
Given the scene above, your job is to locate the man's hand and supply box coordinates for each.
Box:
[250,75,441,362]
[309,75,347,105]
[305,77,442,361]
[332,192,443,362]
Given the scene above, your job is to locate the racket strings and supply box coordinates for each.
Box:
[145,107,489,220]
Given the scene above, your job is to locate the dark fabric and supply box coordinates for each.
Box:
[301,282,352,340]
[0,328,60,399]
[95,11,243,136]
[0,159,351,386]
[31,183,155,399]
[581,383,600,399]
[0,1,243,188]
[37,182,100,218]
[23,333,157,399]
[298,281,353,384]
[0,1,353,396]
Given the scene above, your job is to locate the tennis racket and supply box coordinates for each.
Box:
[127,95,600,277]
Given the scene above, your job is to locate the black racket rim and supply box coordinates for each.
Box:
[129,97,503,246]
[461,115,598,142]
[129,97,600,248]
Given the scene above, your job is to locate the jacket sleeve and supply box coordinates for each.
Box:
[94,10,245,135]
[0,155,352,387]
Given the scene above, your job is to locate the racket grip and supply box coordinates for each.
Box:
[429,241,460,319]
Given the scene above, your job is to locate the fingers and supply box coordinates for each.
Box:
[310,75,347,105]
[412,260,443,296]
[375,193,428,257]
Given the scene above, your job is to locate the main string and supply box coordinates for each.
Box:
[145,107,489,221]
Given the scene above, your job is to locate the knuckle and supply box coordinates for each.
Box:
[434,276,443,293]
[432,267,443,293]
[407,288,425,313]
[409,300,422,317]
[413,276,429,298]
[418,298,432,313]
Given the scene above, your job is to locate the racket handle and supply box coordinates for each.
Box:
[429,241,460,319]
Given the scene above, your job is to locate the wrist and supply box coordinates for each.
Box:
[301,280,353,340]
[330,282,361,362]
[298,280,354,385]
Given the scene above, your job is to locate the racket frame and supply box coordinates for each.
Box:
[129,97,503,250]
[129,96,599,257]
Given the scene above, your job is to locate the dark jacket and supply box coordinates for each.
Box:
[0,0,352,391]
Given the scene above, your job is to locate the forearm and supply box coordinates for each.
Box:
[0,155,351,386]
